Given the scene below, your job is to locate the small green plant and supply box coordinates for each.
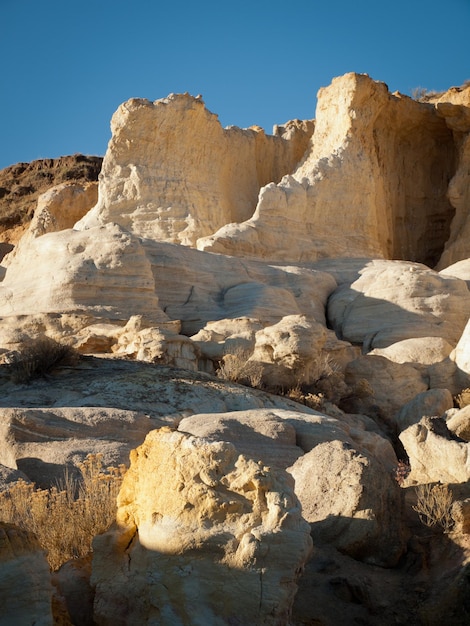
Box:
[6,336,79,383]
[0,453,126,570]
[412,483,454,533]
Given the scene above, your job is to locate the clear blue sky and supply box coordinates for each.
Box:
[1,0,469,170]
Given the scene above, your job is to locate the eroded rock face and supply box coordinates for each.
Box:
[433,82,470,269]
[76,94,313,246]
[199,73,456,265]
[91,428,312,626]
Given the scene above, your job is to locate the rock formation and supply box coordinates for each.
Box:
[0,154,102,246]
[1,71,470,624]
[198,73,457,266]
[91,428,312,625]
[76,94,313,246]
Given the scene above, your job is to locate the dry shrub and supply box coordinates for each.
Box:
[411,86,444,102]
[7,336,79,383]
[0,453,126,570]
[216,348,264,389]
[393,460,411,486]
[412,483,454,533]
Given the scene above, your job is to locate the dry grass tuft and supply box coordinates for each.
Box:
[6,336,79,384]
[412,483,454,533]
[216,348,264,389]
[0,453,126,570]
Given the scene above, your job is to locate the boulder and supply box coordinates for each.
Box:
[179,407,397,476]
[0,522,54,626]
[288,440,406,566]
[342,355,428,425]
[399,416,470,483]
[178,409,304,470]
[0,464,30,492]
[0,223,170,325]
[327,260,470,350]
[369,336,454,365]
[395,389,454,432]
[91,428,312,625]
[113,317,199,370]
[250,314,329,386]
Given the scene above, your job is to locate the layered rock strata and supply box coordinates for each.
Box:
[76,94,313,246]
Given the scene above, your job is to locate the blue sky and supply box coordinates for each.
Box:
[1,0,469,170]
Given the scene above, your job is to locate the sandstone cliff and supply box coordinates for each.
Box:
[199,73,459,266]
[76,94,313,246]
[1,72,470,626]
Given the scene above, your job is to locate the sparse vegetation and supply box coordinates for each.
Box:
[412,483,454,533]
[6,336,79,383]
[215,348,264,389]
[410,86,444,102]
[0,454,126,570]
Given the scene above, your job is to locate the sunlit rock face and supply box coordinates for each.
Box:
[91,428,313,626]
[75,93,313,246]
[199,73,457,266]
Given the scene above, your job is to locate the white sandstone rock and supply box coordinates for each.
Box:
[288,440,406,566]
[76,94,313,246]
[328,260,470,349]
[0,224,169,324]
[199,73,455,265]
[369,336,454,365]
[343,355,428,424]
[395,389,454,432]
[91,428,313,626]
[400,416,470,483]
